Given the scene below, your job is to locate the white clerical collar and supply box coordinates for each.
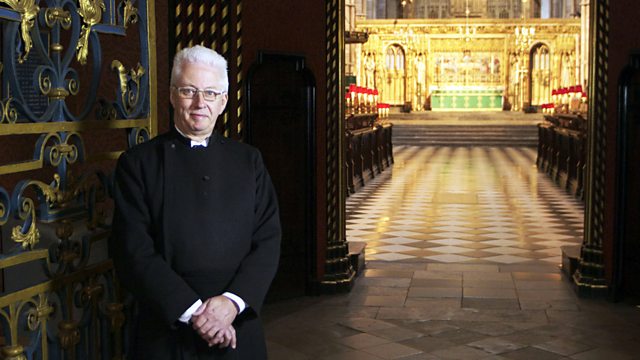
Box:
[174,126,210,147]
[190,138,209,147]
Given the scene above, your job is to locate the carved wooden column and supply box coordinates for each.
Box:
[572,0,609,296]
[321,0,356,293]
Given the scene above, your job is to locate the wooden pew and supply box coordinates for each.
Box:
[345,114,393,194]
[538,114,587,199]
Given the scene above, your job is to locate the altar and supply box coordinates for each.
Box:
[430,87,503,111]
[354,18,582,112]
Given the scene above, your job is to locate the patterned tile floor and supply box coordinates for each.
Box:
[263,141,640,360]
[346,146,584,265]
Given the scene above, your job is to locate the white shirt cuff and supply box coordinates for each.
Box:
[178,299,202,323]
[222,292,246,313]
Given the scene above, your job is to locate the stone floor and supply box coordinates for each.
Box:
[263,261,640,359]
[262,121,640,359]
[345,146,584,265]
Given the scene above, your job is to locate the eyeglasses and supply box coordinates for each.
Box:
[172,86,226,101]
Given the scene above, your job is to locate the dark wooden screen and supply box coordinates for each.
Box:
[246,53,317,300]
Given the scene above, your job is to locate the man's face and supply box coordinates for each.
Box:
[170,62,228,139]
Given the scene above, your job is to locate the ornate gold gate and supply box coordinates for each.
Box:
[0,1,156,358]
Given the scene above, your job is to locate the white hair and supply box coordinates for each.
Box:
[170,45,229,91]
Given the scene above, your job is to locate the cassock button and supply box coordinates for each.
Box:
[170,143,176,149]
[203,175,210,181]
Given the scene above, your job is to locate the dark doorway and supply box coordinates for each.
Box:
[246,53,316,301]
[615,52,640,300]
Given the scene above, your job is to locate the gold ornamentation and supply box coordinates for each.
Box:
[25,296,54,331]
[50,172,86,204]
[1,97,18,123]
[0,294,51,360]
[358,18,580,109]
[76,0,106,65]
[49,143,78,165]
[44,7,71,29]
[48,88,70,100]
[0,345,27,360]
[10,170,89,250]
[58,320,80,350]
[11,202,40,249]
[38,73,52,96]
[97,101,117,120]
[111,60,145,113]
[0,0,40,63]
[68,78,79,95]
[132,127,149,145]
[106,303,125,331]
[55,220,73,241]
[80,283,104,305]
[122,0,139,28]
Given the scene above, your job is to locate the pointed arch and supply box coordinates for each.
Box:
[529,42,552,106]
[383,44,406,105]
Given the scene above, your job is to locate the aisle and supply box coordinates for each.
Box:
[346,146,584,265]
[263,145,640,360]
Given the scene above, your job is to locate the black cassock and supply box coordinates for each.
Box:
[110,129,281,359]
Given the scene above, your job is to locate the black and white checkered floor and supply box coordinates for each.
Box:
[346,146,584,265]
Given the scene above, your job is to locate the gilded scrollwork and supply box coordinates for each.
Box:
[111,60,146,115]
[25,296,54,331]
[0,0,39,63]
[76,0,106,65]
[37,71,75,100]
[129,126,150,147]
[122,0,139,28]
[44,7,72,30]
[10,169,91,250]
[37,132,85,169]
[0,0,154,358]
[49,143,79,166]
[67,78,80,95]
[0,97,18,123]
[11,198,40,249]
[0,290,52,360]
[38,75,51,94]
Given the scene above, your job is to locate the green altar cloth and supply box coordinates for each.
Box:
[431,89,503,111]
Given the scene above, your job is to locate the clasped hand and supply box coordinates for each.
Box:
[191,295,238,348]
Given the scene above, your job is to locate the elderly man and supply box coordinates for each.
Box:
[110,45,281,359]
